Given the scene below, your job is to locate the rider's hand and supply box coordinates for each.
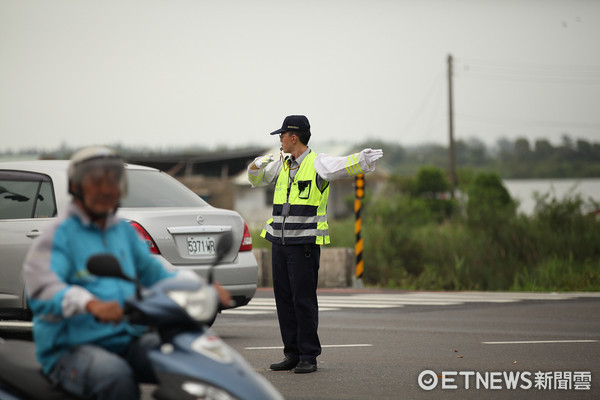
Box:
[214,282,234,308]
[86,299,123,323]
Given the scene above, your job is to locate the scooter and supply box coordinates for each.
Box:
[0,233,284,400]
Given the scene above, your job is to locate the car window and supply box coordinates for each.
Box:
[0,171,57,220]
[122,170,209,207]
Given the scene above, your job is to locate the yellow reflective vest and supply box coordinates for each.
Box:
[261,151,330,245]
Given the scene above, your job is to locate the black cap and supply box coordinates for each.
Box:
[269,115,311,135]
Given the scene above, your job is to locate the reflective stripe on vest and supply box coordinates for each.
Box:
[272,215,327,224]
[260,151,330,245]
[262,224,330,239]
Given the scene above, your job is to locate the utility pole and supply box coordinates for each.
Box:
[447,54,457,197]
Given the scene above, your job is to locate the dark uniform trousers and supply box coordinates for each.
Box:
[272,242,322,363]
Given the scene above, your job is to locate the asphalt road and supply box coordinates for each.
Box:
[212,290,600,400]
[2,290,599,400]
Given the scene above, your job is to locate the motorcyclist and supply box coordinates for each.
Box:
[23,146,230,400]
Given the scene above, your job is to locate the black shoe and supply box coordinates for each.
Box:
[269,357,299,371]
[293,360,317,374]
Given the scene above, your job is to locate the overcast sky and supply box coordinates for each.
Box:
[1,0,599,153]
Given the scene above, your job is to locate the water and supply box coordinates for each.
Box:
[503,178,600,215]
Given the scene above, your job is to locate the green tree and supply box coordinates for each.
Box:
[576,139,594,161]
[513,138,532,162]
[534,139,554,161]
[466,172,516,227]
[414,166,449,197]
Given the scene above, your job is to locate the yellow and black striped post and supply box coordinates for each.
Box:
[354,174,365,287]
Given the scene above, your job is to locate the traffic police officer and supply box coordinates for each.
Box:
[248,115,383,373]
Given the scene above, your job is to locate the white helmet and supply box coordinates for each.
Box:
[68,146,127,199]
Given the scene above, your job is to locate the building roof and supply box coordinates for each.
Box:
[125,147,268,177]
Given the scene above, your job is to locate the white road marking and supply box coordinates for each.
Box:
[483,339,599,345]
[222,291,600,316]
[225,307,339,315]
[4,293,599,324]
[245,344,373,350]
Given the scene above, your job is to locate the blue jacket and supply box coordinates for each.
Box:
[24,202,175,374]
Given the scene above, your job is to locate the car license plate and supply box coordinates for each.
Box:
[187,236,216,255]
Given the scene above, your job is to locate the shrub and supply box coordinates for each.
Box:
[466,172,516,228]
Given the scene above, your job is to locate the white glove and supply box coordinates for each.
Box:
[254,154,274,169]
[363,148,383,167]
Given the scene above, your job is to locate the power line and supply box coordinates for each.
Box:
[455,57,600,74]
[454,72,600,85]
[399,72,445,137]
[453,57,600,85]
[456,113,600,131]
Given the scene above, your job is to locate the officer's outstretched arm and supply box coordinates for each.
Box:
[314,148,383,181]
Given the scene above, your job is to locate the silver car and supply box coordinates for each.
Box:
[0,160,258,320]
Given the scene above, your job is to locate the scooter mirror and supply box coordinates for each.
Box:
[215,231,232,265]
[87,254,132,282]
[207,231,233,284]
[87,254,143,300]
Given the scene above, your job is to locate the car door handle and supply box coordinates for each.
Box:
[26,230,42,239]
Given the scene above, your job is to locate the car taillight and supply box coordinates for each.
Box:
[239,221,252,252]
[129,221,160,254]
